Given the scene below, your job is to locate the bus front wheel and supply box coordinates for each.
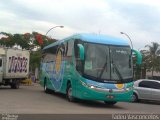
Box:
[66,84,75,102]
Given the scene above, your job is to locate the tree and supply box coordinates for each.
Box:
[145,42,160,77]
[30,50,41,73]
[0,32,56,50]
[0,31,57,75]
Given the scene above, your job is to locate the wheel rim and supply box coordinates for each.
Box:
[132,94,136,102]
[44,84,47,91]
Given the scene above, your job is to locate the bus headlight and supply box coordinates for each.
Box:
[90,85,95,89]
[126,86,133,91]
[80,80,96,89]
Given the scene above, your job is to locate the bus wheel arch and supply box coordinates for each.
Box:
[67,80,71,88]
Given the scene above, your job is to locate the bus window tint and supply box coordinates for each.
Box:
[74,40,84,73]
[110,46,132,80]
[83,43,110,82]
[65,41,74,62]
[43,46,58,62]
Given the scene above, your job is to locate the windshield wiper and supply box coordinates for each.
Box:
[112,61,123,82]
[98,62,107,79]
[98,55,108,79]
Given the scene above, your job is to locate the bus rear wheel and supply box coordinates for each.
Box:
[66,84,75,102]
[44,80,50,93]
[104,101,117,105]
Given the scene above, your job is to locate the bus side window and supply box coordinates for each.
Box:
[44,45,57,63]
[64,42,68,56]
[74,39,83,73]
[66,41,73,62]
[74,40,80,59]
[41,54,45,62]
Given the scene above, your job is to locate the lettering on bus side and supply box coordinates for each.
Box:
[8,56,28,73]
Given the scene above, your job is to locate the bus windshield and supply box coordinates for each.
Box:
[83,42,132,83]
[110,46,132,81]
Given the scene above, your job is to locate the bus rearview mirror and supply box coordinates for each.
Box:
[132,49,142,65]
[77,44,84,61]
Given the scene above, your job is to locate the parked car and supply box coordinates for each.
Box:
[132,79,160,102]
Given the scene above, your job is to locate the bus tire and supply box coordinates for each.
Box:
[104,101,117,105]
[44,79,50,93]
[66,84,75,102]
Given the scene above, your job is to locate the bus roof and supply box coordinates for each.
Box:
[43,33,129,50]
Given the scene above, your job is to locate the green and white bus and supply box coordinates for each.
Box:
[40,33,142,105]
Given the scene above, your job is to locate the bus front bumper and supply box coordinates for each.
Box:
[77,81,133,102]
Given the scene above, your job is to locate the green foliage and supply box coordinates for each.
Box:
[145,42,160,77]
[0,31,57,72]
[0,31,56,50]
[133,42,160,79]
[30,50,41,72]
[14,34,30,49]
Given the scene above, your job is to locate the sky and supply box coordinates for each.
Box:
[0,0,160,49]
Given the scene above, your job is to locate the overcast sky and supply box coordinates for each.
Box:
[0,0,160,49]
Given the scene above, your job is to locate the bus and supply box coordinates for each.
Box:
[40,33,142,105]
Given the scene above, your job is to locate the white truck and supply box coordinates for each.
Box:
[0,47,30,89]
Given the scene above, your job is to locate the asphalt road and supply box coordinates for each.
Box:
[0,84,160,114]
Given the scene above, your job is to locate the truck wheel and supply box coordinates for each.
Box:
[66,84,75,102]
[104,101,117,105]
[11,80,20,89]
